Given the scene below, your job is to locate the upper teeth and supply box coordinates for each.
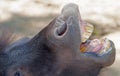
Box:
[82,23,94,42]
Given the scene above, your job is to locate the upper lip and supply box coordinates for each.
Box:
[61,3,80,21]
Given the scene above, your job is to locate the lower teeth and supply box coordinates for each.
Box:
[97,38,110,56]
[80,38,110,56]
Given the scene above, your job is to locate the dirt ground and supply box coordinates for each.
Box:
[0,0,120,76]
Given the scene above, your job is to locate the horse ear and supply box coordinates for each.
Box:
[0,31,15,53]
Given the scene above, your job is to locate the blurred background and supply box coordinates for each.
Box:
[0,0,120,76]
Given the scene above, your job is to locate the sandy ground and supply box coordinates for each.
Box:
[0,0,120,76]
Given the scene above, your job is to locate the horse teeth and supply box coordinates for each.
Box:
[81,23,94,42]
[86,23,94,30]
[98,38,111,55]
[82,37,88,42]
[87,30,93,33]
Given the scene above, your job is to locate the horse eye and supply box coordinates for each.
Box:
[14,72,22,76]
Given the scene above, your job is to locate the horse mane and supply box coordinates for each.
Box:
[0,31,16,52]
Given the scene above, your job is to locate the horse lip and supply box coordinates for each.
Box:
[61,3,80,20]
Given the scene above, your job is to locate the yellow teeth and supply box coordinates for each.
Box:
[82,23,94,42]
[80,46,86,52]
[98,38,111,55]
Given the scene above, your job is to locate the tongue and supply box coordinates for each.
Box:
[81,39,103,53]
[80,38,111,55]
[86,39,103,52]
[92,44,103,52]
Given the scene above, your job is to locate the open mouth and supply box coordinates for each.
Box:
[60,3,113,57]
[80,21,111,56]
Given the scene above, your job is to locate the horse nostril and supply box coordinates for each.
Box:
[56,22,67,36]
